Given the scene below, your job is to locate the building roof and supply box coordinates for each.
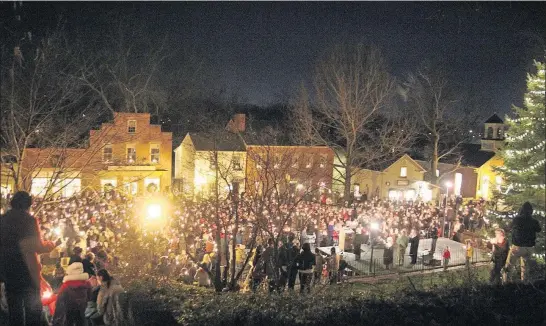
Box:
[459,143,496,167]
[484,113,504,124]
[188,132,246,152]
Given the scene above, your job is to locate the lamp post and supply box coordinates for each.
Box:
[442,181,452,237]
[369,222,379,273]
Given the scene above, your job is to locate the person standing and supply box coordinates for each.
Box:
[383,235,394,270]
[487,229,509,285]
[287,241,300,291]
[408,229,420,265]
[295,243,315,294]
[503,202,542,283]
[430,224,439,254]
[465,241,474,269]
[0,191,60,326]
[396,230,409,266]
[52,262,91,326]
[442,246,451,271]
[327,247,339,285]
[313,248,324,286]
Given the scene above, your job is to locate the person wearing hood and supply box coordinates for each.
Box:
[503,202,541,283]
[52,262,92,326]
[96,269,124,326]
[295,243,315,294]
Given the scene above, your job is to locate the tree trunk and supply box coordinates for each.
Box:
[344,163,352,207]
[431,135,439,185]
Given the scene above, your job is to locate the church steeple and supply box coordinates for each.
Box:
[481,113,505,152]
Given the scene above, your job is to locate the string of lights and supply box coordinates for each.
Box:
[504,140,546,156]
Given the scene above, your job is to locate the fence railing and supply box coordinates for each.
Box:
[346,247,490,278]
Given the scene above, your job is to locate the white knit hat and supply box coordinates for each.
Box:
[63,262,89,282]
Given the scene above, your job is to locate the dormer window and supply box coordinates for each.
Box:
[400,166,407,178]
[127,120,136,134]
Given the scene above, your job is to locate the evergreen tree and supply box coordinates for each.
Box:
[496,60,545,255]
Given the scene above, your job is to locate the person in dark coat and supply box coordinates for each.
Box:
[53,262,92,326]
[409,229,420,265]
[503,202,542,283]
[430,224,439,254]
[295,243,315,294]
[487,229,509,285]
[69,247,84,265]
[0,191,59,326]
[383,235,394,270]
[287,241,300,290]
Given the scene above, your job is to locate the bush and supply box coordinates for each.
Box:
[124,278,546,326]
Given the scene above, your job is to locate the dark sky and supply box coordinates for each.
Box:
[2,2,545,116]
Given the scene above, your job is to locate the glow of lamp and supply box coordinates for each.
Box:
[445,181,453,188]
[146,204,162,220]
[370,222,379,230]
[54,227,62,236]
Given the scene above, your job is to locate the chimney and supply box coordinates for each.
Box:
[227,113,246,133]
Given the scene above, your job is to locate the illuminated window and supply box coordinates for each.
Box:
[62,178,81,197]
[126,145,136,163]
[454,173,463,196]
[150,144,160,163]
[319,156,327,168]
[436,169,440,177]
[144,178,160,193]
[124,181,138,195]
[400,167,407,178]
[232,154,242,171]
[103,145,113,162]
[127,120,136,134]
[101,179,117,192]
[31,178,50,197]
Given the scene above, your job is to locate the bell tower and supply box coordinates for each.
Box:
[480,113,505,152]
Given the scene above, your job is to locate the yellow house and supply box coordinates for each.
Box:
[19,113,172,198]
[380,154,430,201]
[174,131,246,199]
[476,154,504,200]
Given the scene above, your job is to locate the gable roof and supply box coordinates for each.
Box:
[459,143,496,167]
[484,113,504,124]
[188,132,246,152]
[384,154,427,172]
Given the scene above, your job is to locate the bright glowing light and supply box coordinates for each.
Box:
[147,204,162,219]
[195,174,207,187]
[445,181,453,188]
[54,227,62,236]
[370,222,379,230]
[42,290,52,300]
[296,184,304,190]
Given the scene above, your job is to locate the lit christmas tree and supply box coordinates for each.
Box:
[495,60,545,256]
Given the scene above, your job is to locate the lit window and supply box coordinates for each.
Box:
[150,144,160,163]
[306,155,313,169]
[454,173,463,196]
[319,156,326,168]
[124,181,138,195]
[103,145,113,162]
[126,145,136,163]
[436,169,439,177]
[292,155,299,168]
[101,179,117,192]
[400,167,407,178]
[232,154,242,171]
[127,120,136,134]
[31,178,50,197]
[62,178,81,197]
[144,178,160,193]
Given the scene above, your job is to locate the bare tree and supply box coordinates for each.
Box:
[400,67,473,186]
[291,44,414,204]
[0,26,110,209]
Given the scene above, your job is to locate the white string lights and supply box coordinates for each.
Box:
[504,140,546,157]
[502,159,546,174]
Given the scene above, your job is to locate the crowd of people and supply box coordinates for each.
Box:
[0,188,542,325]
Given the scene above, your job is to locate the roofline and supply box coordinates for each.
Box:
[385,154,427,172]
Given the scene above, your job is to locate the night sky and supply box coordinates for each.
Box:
[2,2,544,116]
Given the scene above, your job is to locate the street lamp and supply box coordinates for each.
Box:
[369,222,379,273]
[442,181,453,237]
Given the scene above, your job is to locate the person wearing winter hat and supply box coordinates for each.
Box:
[52,262,91,326]
[503,202,542,283]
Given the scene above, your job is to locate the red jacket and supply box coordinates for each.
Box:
[443,250,451,259]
